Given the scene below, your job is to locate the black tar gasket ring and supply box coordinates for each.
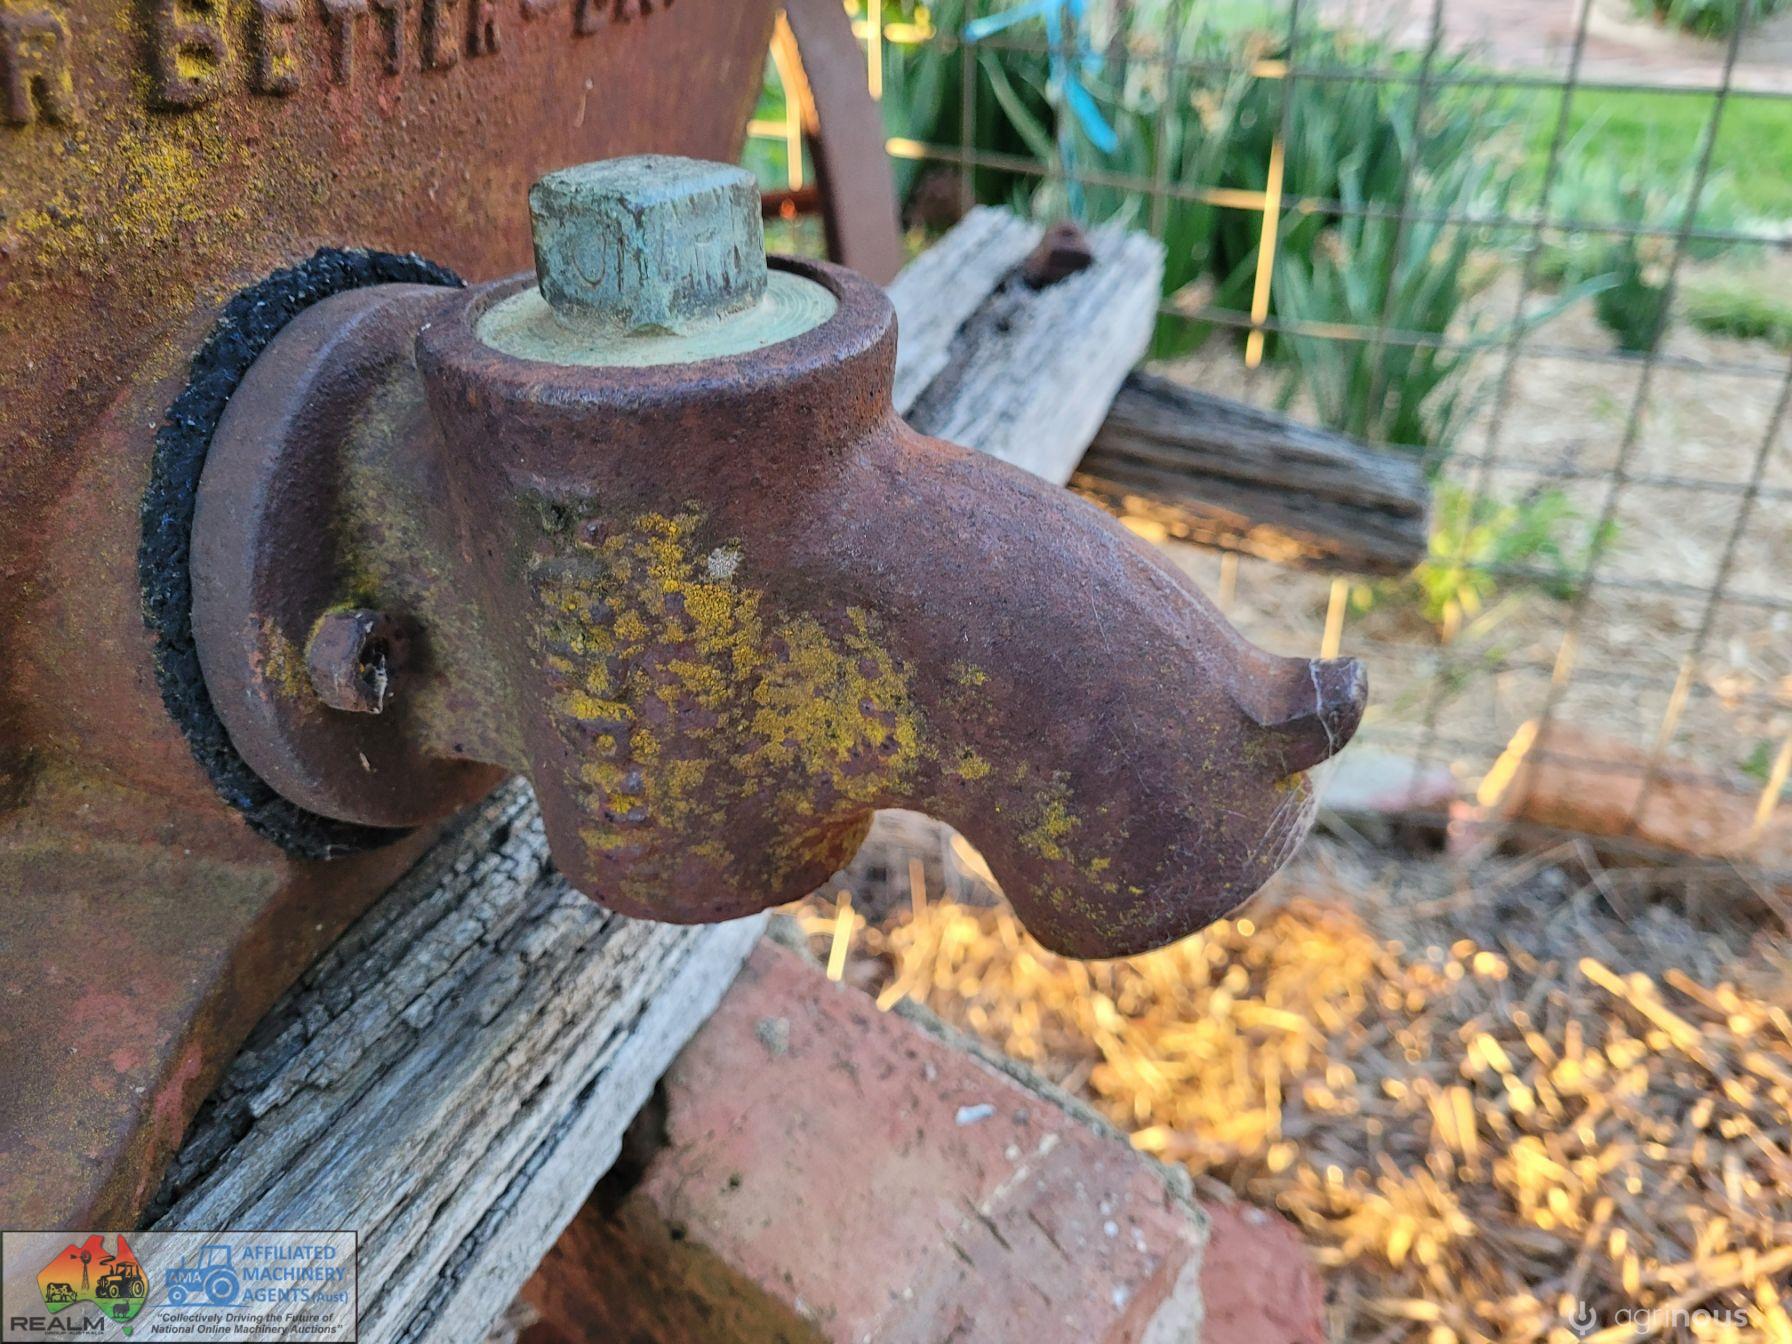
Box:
[139,247,464,860]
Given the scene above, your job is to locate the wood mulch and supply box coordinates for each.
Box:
[792,833,1792,1343]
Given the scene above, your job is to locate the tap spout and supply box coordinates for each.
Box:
[405,258,1364,957]
[832,421,1367,956]
[187,161,1371,967]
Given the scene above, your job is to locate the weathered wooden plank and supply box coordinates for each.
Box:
[150,783,763,1344]
[903,224,1165,487]
[886,206,1042,417]
[1073,371,1432,575]
[1099,371,1429,516]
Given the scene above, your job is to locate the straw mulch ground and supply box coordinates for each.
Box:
[792,838,1792,1343]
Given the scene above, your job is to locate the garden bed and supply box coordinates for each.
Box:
[791,831,1792,1342]
[1154,257,1792,807]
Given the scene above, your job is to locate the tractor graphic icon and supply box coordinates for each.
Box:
[96,1256,147,1301]
[163,1244,241,1307]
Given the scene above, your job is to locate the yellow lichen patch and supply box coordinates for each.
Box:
[1020,782,1080,864]
[578,823,644,855]
[564,691,630,724]
[748,609,920,792]
[7,112,256,273]
[1011,776,1130,914]
[530,508,927,871]
[578,759,640,797]
[262,617,313,701]
[954,748,992,782]
[665,757,710,796]
[689,838,730,865]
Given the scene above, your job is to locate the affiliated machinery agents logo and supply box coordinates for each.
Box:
[2,1231,356,1343]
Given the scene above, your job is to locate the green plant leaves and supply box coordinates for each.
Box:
[1632,0,1788,38]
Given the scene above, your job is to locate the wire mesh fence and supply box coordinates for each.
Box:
[748,0,1792,890]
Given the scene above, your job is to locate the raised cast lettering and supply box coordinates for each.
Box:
[319,0,366,84]
[122,0,671,107]
[574,0,662,36]
[0,4,79,125]
[570,0,603,36]
[369,0,406,73]
[250,0,299,93]
[419,0,456,68]
[149,0,228,107]
[464,0,496,55]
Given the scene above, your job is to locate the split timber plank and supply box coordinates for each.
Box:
[888,206,1040,416]
[1073,371,1431,575]
[150,784,763,1344]
[894,210,1166,488]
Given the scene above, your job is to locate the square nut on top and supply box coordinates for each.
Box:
[527,155,769,336]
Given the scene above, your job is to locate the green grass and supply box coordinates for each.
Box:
[1350,484,1607,640]
[1515,88,1792,221]
[1685,279,1792,347]
[1742,739,1792,795]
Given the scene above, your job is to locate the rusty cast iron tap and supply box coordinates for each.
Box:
[191,155,1366,958]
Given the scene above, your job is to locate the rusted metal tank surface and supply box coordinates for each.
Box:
[0,0,777,1228]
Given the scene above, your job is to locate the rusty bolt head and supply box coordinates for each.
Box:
[527,155,769,336]
[1022,220,1097,289]
[306,609,409,714]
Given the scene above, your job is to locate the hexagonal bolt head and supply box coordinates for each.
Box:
[307,609,410,714]
[528,155,769,336]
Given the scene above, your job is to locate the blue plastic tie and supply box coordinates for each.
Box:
[964,0,1119,156]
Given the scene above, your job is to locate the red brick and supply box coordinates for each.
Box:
[1497,724,1789,869]
[1198,1198,1328,1344]
[521,937,1328,1344]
